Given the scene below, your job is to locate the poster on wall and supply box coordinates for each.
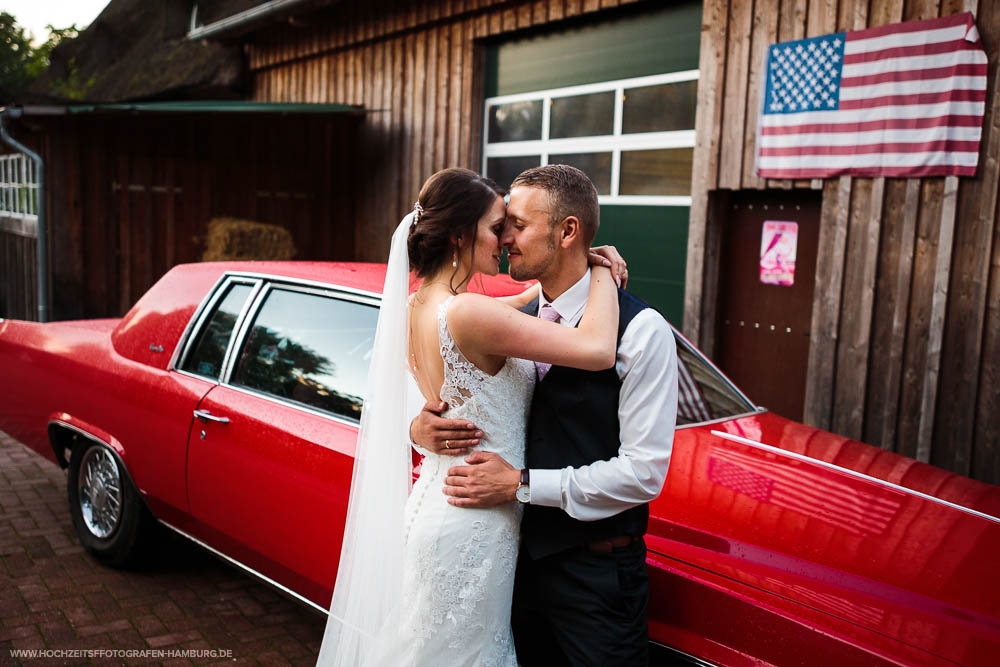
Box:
[760,221,798,286]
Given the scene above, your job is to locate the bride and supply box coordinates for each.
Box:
[317,168,620,666]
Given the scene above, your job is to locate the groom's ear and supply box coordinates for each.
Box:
[557,216,582,249]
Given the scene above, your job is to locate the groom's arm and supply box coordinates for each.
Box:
[410,401,484,456]
[444,310,678,512]
[528,310,678,519]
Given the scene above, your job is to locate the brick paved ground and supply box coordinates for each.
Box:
[0,430,327,666]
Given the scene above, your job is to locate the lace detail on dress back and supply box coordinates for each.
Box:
[437,295,490,408]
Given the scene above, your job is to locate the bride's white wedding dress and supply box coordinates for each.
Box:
[369,295,535,667]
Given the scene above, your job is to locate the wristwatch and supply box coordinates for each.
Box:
[515,468,530,504]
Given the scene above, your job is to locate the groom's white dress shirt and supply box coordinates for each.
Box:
[529,268,679,521]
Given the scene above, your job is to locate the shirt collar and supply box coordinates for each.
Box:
[538,268,590,326]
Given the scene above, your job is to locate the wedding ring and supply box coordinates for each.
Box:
[445,440,451,449]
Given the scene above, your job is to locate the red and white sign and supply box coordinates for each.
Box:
[760,221,798,286]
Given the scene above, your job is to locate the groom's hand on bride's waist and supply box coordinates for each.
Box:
[410,400,484,456]
[443,452,520,508]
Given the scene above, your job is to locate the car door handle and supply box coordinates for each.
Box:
[193,409,230,424]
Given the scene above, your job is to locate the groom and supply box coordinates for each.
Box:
[411,164,678,666]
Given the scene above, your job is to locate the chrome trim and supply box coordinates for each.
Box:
[711,430,1000,525]
[169,276,261,373]
[676,407,767,431]
[47,420,147,505]
[217,280,265,382]
[216,280,378,427]
[173,367,221,387]
[649,642,718,667]
[77,445,123,538]
[193,409,230,424]
[221,279,380,387]
[220,269,382,301]
[156,519,328,615]
[670,326,757,411]
[219,375,363,430]
[168,278,228,372]
[222,281,271,386]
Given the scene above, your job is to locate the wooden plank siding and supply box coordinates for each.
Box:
[683,0,1000,485]
[247,0,644,260]
[0,113,361,321]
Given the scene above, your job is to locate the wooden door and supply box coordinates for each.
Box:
[714,191,820,421]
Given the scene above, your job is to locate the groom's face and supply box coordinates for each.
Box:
[502,186,559,282]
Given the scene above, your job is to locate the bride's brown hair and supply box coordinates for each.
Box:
[408,168,505,289]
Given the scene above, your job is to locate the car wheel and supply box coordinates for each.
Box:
[67,441,156,568]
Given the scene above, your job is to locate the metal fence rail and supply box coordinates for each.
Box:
[0,152,39,219]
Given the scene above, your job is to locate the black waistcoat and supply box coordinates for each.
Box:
[519,288,650,559]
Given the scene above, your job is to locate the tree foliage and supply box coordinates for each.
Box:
[0,12,82,104]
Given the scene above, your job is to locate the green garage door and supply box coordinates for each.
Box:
[483,3,701,326]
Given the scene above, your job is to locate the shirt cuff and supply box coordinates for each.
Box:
[529,468,563,508]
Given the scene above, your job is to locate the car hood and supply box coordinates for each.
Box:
[647,411,1000,662]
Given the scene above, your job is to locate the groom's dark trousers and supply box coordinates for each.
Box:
[511,539,649,666]
[512,292,652,666]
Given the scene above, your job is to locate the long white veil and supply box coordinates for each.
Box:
[317,213,415,666]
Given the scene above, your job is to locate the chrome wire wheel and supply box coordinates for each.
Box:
[77,446,123,539]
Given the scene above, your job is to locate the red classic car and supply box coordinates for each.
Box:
[1,262,998,666]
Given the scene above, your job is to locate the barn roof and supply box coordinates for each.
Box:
[27,0,245,104]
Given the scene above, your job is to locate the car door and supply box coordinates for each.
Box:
[186,281,379,609]
[135,276,261,515]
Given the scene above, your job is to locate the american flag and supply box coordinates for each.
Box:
[756,12,987,178]
[677,355,713,424]
[707,446,901,537]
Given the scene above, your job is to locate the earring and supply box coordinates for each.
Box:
[452,251,457,268]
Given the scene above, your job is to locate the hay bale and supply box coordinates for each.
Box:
[201,217,297,261]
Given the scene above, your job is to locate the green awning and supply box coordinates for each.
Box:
[19,101,366,116]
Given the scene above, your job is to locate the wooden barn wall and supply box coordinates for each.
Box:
[687,0,1000,484]
[247,0,648,262]
[0,223,37,321]
[3,114,359,321]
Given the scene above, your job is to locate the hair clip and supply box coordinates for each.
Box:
[412,201,423,225]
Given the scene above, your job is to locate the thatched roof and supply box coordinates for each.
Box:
[28,0,247,103]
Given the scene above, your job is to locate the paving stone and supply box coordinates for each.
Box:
[0,622,40,642]
[108,627,147,650]
[1,430,328,663]
[146,630,201,648]
[76,619,132,638]
[130,613,167,637]
[258,650,294,666]
[38,616,77,644]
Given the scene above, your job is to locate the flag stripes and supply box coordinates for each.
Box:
[757,12,986,178]
[708,446,901,536]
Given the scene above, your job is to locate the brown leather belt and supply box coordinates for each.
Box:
[585,535,640,553]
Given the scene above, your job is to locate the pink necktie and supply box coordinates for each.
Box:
[535,304,561,380]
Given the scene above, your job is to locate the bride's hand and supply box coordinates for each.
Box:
[588,245,628,288]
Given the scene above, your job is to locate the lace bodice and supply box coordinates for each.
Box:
[430,294,535,469]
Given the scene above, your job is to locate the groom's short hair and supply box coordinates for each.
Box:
[511,164,600,245]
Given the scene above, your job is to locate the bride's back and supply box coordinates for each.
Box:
[408,293,449,403]
[409,291,508,403]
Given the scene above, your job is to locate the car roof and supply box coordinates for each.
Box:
[194,261,534,298]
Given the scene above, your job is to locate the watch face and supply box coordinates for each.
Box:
[515,485,530,503]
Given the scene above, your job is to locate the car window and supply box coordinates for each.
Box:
[674,334,756,426]
[180,282,254,379]
[231,288,379,421]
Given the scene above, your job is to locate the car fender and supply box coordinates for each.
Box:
[46,412,128,470]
